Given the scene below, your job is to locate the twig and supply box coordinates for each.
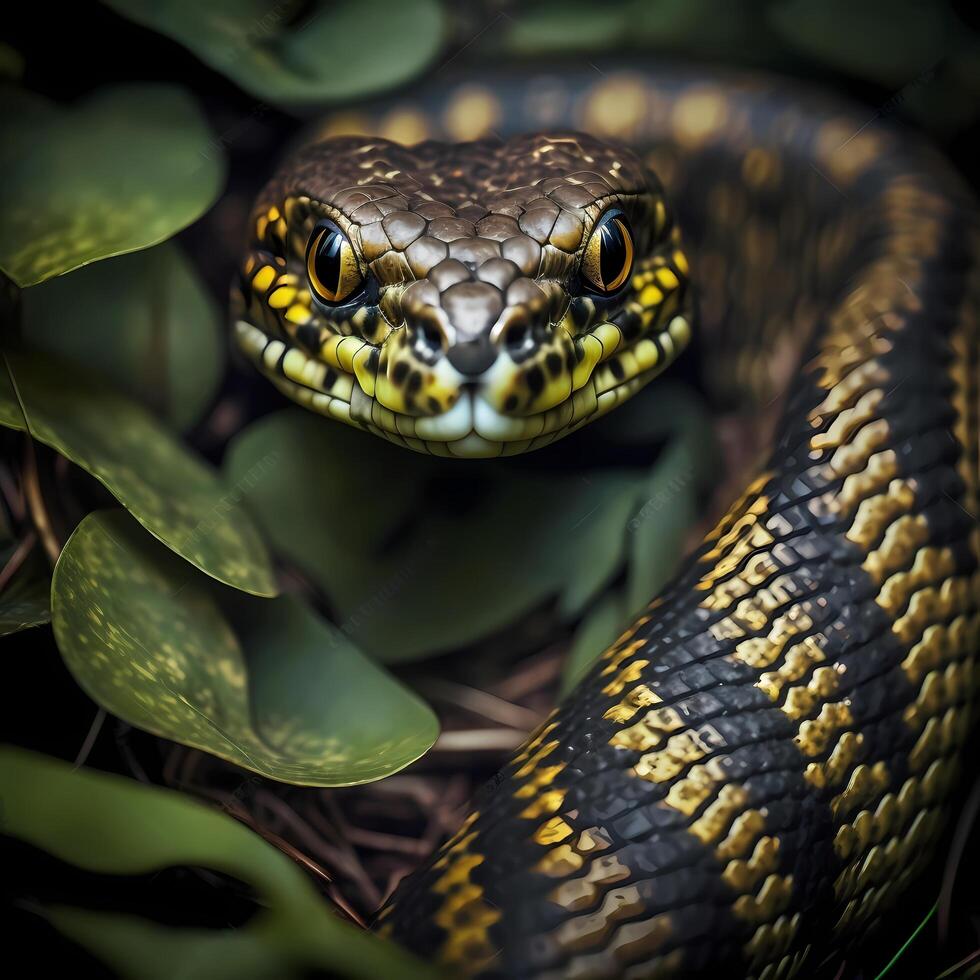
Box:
[22,441,61,563]
[0,529,36,592]
[434,728,526,752]
[340,826,431,858]
[935,947,980,979]
[0,462,26,523]
[421,679,540,730]
[492,644,563,701]
[318,794,384,909]
[73,707,107,769]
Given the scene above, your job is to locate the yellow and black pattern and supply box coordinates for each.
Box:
[234,130,692,458]
[238,65,980,978]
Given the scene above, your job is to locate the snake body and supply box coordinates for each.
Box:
[236,66,980,978]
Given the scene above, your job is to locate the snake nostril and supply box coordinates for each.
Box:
[414,322,445,359]
[504,323,529,352]
[498,317,538,359]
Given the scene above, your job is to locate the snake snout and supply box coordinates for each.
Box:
[446,337,497,375]
[402,252,555,383]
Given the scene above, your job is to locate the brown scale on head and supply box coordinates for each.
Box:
[233,132,693,458]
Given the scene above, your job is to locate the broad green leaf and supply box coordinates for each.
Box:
[554,472,642,618]
[0,87,58,170]
[769,0,951,86]
[590,381,715,611]
[0,359,25,429]
[561,590,626,695]
[52,510,438,785]
[0,746,438,980]
[502,0,774,61]
[1,350,275,596]
[44,909,291,980]
[103,0,446,105]
[0,84,224,287]
[226,382,715,663]
[625,425,705,616]
[22,243,224,431]
[504,1,629,54]
[0,541,51,636]
[225,409,644,661]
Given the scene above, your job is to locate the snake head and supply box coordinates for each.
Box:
[234,133,692,457]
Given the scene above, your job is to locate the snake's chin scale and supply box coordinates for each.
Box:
[413,391,472,440]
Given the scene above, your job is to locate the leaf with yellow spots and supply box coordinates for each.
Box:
[52,510,439,785]
[103,0,445,105]
[21,243,224,432]
[1,349,275,596]
[0,84,224,287]
[0,745,439,978]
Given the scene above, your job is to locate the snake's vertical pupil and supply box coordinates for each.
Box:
[316,231,343,293]
[307,226,363,304]
[600,218,633,291]
[582,211,634,294]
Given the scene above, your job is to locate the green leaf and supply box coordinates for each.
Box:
[0,359,25,430]
[768,0,950,86]
[225,381,715,664]
[561,590,626,695]
[559,385,715,691]
[1,349,275,596]
[52,510,438,785]
[0,541,51,636]
[0,84,224,287]
[22,243,224,431]
[0,88,58,172]
[225,409,647,662]
[0,745,438,980]
[502,0,775,61]
[504,1,630,54]
[625,429,702,616]
[555,472,643,618]
[44,909,292,980]
[606,382,715,614]
[103,0,446,105]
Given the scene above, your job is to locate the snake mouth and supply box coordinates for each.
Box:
[236,311,691,458]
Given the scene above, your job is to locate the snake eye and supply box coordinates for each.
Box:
[581,211,634,294]
[306,225,362,305]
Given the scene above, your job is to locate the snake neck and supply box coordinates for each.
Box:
[367,66,980,979]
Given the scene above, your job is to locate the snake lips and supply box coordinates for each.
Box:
[233,133,692,458]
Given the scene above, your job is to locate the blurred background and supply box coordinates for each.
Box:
[1,2,979,977]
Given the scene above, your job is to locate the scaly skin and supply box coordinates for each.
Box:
[234,132,692,457]
[236,66,980,978]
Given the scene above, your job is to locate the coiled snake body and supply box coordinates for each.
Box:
[235,66,980,978]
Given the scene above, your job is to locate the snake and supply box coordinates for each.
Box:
[233,64,980,979]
